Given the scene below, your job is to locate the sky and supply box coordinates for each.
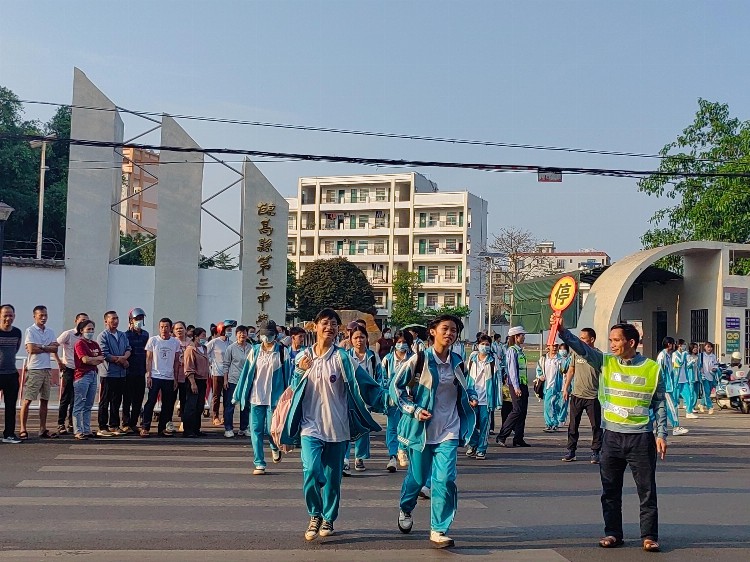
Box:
[2,0,749,260]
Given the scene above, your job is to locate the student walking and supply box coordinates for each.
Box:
[72,319,104,440]
[222,325,252,438]
[465,334,499,460]
[683,343,700,418]
[656,338,688,436]
[393,314,478,548]
[278,309,390,541]
[380,329,414,471]
[698,342,718,414]
[536,344,564,432]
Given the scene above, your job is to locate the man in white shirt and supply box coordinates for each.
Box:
[20,306,59,439]
[206,322,231,426]
[140,318,180,437]
[54,312,89,434]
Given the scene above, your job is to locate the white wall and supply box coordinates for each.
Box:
[3,264,66,334]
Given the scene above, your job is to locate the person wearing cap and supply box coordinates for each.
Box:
[206,322,231,426]
[123,307,149,434]
[232,320,291,474]
[392,314,478,549]
[279,308,391,541]
[495,326,530,448]
[555,315,667,552]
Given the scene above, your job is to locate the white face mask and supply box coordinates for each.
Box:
[134,320,144,330]
[260,334,272,344]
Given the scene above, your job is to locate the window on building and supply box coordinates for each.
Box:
[374,240,386,254]
[287,241,295,254]
[444,293,456,306]
[324,240,335,254]
[427,266,438,282]
[417,292,426,309]
[556,259,566,269]
[359,188,369,202]
[375,187,387,201]
[428,239,439,254]
[444,265,456,281]
[691,309,709,344]
[445,238,458,253]
[374,292,386,307]
[428,212,440,227]
[325,190,335,203]
[288,215,297,230]
[427,293,438,307]
[446,211,457,226]
[359,215,368,229]
[358,240,368,254]
[374,213,387,228]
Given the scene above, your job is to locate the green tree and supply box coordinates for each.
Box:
[287,259,298,309]
[119,232,156,266]
[41,105,71,246]
[391,270,425,328]
[424,304,472,324]
[639,99,750,273]
[297,257,376,320]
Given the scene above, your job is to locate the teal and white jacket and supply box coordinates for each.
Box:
[380,348,414,391]
[656,349,675,394]
[231,342,291,410]
[281,345,390,445]
[390,347,477,451]
[348,347,382,381]
[467,351,501,410]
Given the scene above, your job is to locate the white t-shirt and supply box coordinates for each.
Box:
[24,324,57,370]
[56,328,80,370]
[250,348,277,406]
[300,346,350,442]
[470,355,492,406]
[206,338,230,377]
[426,354,460,444]
[701,352,717,381]
[540,355,561,390]
[145,336,181,380]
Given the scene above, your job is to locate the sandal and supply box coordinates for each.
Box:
[599,536,624,548]
[19,431,29,441]
[74,434,88,441]
[39,430,58,439]
[643,539,660,552]
[139,429,150,438]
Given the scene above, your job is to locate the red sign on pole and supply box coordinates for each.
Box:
[547,275,577,346]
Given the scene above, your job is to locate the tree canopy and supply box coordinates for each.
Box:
[297,257,376,320]
[391,270,424,327]
[639,99,750,272]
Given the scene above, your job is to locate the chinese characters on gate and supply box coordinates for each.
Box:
[256,202,276,324]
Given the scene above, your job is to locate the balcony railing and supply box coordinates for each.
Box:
[320,223,389,231]
[422,275,461,284]
[415,247,463,256]
[322,195,390,205]
[415,220,461,229]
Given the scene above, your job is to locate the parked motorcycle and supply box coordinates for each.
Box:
[715,363,750,414]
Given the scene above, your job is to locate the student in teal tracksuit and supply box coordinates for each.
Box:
[465,334,499,459]
[232,320,291,475]
[346,325,382,473]
[392,314,478,549]
[656,337,688,436]
[380,329,414,472]
[557,344,572,424]
[279,308,390,542]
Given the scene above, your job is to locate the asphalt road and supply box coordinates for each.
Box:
[1,399,749,561]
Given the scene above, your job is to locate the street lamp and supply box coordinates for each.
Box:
[0,201,15,303]
[29,133,57,260]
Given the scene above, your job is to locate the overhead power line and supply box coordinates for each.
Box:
[3,132,749,180]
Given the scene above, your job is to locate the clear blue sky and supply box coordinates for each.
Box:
[2,0,749,259]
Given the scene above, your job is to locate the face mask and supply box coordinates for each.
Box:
[384,332,391,338]
[134,320,144,330]
[249,333,257,341]
[260,334,272,344]
[395,343,410,352]
[225,331,232,339]
[680,345,687,352]
[477,344,490,354]
[83,332,95,341]
[198,338,207,346]
[559,350,568,357]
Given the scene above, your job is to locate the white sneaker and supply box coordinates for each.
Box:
[166,421,175,433]
[271,449,282,464]
[430,530,455,548]
[236,430,246,437]
[397,449,409,467]
[253,466,266,475]
[697,404,706,413]
[224,430,235,438]
[686,413,699,419]
[398,510,413,534]
[708,408,715,415]
[419,486,431,499]
[386,456,397,473]
[342,459,351,477]
[2,435,22,444]
[673,427,689,436]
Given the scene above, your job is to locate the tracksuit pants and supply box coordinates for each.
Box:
[250,404,278,468]
[385,406,402,457]
[665,391,680,428]
[57,367,74,428]
[347,432,370,461]
[468,405,490,454]
[98,377,126,431]
[122,373,146,430]
[676,381,697,413]
[72,372,97,436]
[701,379,716,409]
[599,430,659,542]
[301,436,348,522]
[566,396,602,453]
[543,389,562,427]
[400,439,459,533]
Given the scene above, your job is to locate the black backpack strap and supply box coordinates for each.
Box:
[370,353,376,375]
[408,350,426,391]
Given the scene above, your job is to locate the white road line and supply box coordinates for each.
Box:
[54,453,392,463]
[38,465,343,475]
[16,479,403,491]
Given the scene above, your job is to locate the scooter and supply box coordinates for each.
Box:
[715,363,750,414]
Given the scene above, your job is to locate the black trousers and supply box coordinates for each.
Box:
[141,378,176,433]
[0,374,20,438]
[500,400,513,426]
[57,368,75,427]
[122,374,146,430]
[98,377,126,431]
[600,430,659,542]
[182,379,207,436]
[497,385,529,444]
[567,396,603,453]
[177,381,187,416]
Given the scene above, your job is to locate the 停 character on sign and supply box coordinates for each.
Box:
[553,282,573,308]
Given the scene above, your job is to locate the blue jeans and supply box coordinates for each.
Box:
[468,405,490,454]
[72,372,97,435]
[250,404,278,468]
[301,436,348,522]
[223,383,249,431]
[400,439,459,533]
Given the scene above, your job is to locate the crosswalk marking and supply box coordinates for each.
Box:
[54,453,393,463]
[16,479,407,491]
[38,465,344,474]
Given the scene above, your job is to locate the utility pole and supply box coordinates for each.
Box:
[30,133,56,260]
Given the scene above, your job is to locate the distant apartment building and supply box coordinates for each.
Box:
[119,147,158,236]
[286,172,488,332]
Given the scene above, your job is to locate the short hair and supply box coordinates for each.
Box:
[0,304,15,312]
[580,327,597,341]
[661,336,675,350]
[193,326,206,339]
[104,310,118,320]
[75,319,95,336]
[159,317,173,328]
[247,325,256,332]
[350,325,368,339]
[393,329,413,347]
[75,312,88,321]
[235,325,248,334]
[477,334,492,345]
[677,338,686,346]
[476,332,484,339]
[290,326,305,336]
[33,305,47,314]
[559,343,569,351]
[429,314,464,334]
[315,308,342,325]
[689,341,700,352]
[610,323,640,347]
[187,324,195,331]
[493,334,501,341]
[355,318,367,328]
[173,321,186,330]
[704,341,714,347]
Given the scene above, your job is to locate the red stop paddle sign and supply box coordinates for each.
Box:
[547,276,577,346]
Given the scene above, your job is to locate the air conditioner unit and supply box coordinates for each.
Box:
[132,212,141,221]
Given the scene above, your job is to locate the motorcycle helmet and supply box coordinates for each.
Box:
[129,307,146,320]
